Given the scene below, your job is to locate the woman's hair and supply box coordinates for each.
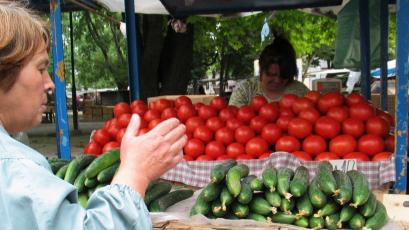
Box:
[259,33,297,82]
[0,1,50,91]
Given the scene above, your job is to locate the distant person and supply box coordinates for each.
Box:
[229,32,309,107]
[198,84,206,95]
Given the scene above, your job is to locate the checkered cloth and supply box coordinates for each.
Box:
[161,152,396,189]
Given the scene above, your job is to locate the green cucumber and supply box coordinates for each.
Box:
[360,192,377,218]
[247,213,270,223]
[210,160,237,184]
[87,187,96,198]
[250,197,277,215]
[333,170,353,205]
[144,181,172,206]
[296,194,313,218]
[289,166,309,197]
[220,187,233,211]
[309,216,325,229]
[363,201,388,230]
[280,197,295,214]
[65,155,96,184]
[294,216,309,228]
[347,170,370,208]
[232,202,249,218]
[238,181,253,205]
[190,193,210,216]
[146,180,160,192]
[262,168,277,192]
[337,205,357,229]
[96,183,107,189]
[50,161,69,174]
[224,213,239,220]
[314,200,339,218]
[226,164,249,197]
[56,164,69,179]
[96,162,119,183]
[271,212,296,224]
[265,191,281,208]
[316,161,338,195]
[78,192,88,208]
[84,177,98,188]
[277,168,294,200]
[308,178,327,209]
[349,213,365,230]
[325,213,340,230]
[85,149,120,179]
[149,189,194,212]
[243,175,264,191]
[73,170,87,192]
[211,199,227,217]
[202,183,222,202]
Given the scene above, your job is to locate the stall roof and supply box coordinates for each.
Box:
[27,0,99,12]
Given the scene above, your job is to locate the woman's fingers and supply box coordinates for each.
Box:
[123,114,141,138]
[147,118,180,138]
[167,135,188,157]
[163,124,186,144]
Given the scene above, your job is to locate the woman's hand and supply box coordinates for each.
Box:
[112,114,187,196]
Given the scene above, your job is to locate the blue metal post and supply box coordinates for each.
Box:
[359,0,371,100]
[380,0,389,111]
[394,0,409,193]
[125,0,140,100]
[50,0,71,160]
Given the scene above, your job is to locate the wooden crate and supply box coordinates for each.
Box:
[102,106,113,120]
[153,220,304,230]
[370,94,396,115]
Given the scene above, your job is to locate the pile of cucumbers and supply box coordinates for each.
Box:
[49,149,194,211]
[190,160,388,230]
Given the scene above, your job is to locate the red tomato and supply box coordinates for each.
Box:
[226,143,245,158]
[227,105,239,116]
[106,123,121,139]
[298,108,321,123]
[358,134,385,156]
[84,142,102,156]
[292,151,313,161]
[315,116,341,139]
[102,141,120,153]
[327,106,349,123]
[250,96,268,111]
[194,103,205,111]
[210,96,227,111]
[258,103,279,122]
[279,94,298,109]
[317,92,344,113]
[103,119,112,130]
[117,113,132,128]
[177,104,197,122]
[236,154,253,160]
[235,126,256,144]
[193,125,213,143]
[279,107,295,118]
[366,116,390,137]
[258,152,271,159]
[148,118,162,129]
[302,135,327,156]
[275,136,301,152]
[161,108,178,120]
[92,129,111,146]
[138,128,150,136]
[287,118,312,139]
[215,127,234,145]
[219,108,236,121]
[206,117,225,132]
[143,109,161,122]
[185,116,205,133]
[236,106,256,124]
[198,105,217,120]
[250,116,268,134]
[292,97,314,114]
[304,91,321,104]
[226,118,244,131]
[186,131,193,139]
[196,155,214,161]
[130,100,147,116]
[343,152,370,161]
[261,123,282,144]
[116,128,126,143]
[216,155,234,160]
[113,102,131,118]
[205,141,225,159]
[153,99,172,112]
[184,138,205,158]
[342,118,365,138]
[183,154,194,161]
[376,110,395,127]
[276,116,292,132]
[245,137,269,157]
[372,152,393,161]
[329,135,357,157]
[346,93,365,107]
[384,135,394,152]
[315,152,339,161]
[175,95,192,108]
[349,102,375,121]
[139,118,148,129]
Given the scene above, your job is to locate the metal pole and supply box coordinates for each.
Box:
[50,0,71,160]
[69,12,78,130]
[393,0,409,194]
[380,0,389,111]
[359,0,371,100]
[125,0,140,100]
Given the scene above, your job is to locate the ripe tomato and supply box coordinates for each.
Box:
[148,118,162,129]
[343,152,370,161]
[161,108,178,120]
[327,106,349,123]
[292,97,314,114]
[113,102,131,118]
[384,135,394,152]
[275,136,301,152]
[102,141,120,153]
[84,142,102,156]
[279,94,298,109]
[130,100,147,116]
[216,155,234,160]
[250,116,268,134]
[226,118,244,131]
[261,123,282,144]
[366,116,390,137]
[372,152,393,161]
[193,125,213,143]
[298,107,321,123]
[315,152,339,161]
[219,108,236,121]
[194,102,205,111]
[183,155,194,161]
[175,95,192,108]
[210,96,227,111]
[227,105,239,116]
[346,92,365,107]
[138,127,150,136]
[349,102,375,121]
[115,128,126,143]
[279,107,295,118]
[206,117,225,132]
[292,151,313,161]
[245,137,269,157]
[329,135,357,157]
[258,152,271,159]
[92,129,111,146]
[236,106,256,124]
[103,119,112,130]
[185,116,205,133]
[304,91,321,104]
[117,113,132,128]
[106,123,121,139]
[184,138,205,158]
[376,110,395,127]
[342,118,365,138]
[177,104,197,122]
[258,103,279,122]
[205,141,225,159]
[317,92,344,113]
[250,95,268,111]
[198,105,217,120]
[143,109,161,122]
[196,155,214,161]
[153,99,172,112]
[276,116,292,132]
[234,126,256,144]
[315,116,341,139]
[358,134,385,156]
[226,143,245,158]
[236,154,253,160]
[287,118,312,139]
[215,127,234,145]
[302,135,327,156]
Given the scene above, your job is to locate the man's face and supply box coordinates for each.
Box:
[260,64,288,92]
